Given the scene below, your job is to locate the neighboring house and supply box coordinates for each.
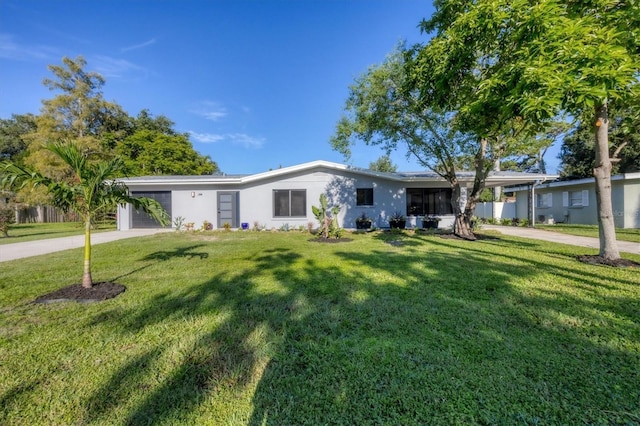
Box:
[116,160,556,231]
[512,172,640,229]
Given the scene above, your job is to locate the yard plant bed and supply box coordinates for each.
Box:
[1,231,639,425]
[577,254,639,268]
[34,281,125,303]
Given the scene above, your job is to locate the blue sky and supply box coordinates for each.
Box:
[0,0,560,174]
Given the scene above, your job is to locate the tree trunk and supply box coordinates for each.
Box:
[593,103,620,260]
[82,219,93,288]
[451,182,476,240]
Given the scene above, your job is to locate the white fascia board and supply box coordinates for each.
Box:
[117,176,244,186]
[239,160,407,183]
[485,173,559,188]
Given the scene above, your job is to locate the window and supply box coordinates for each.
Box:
[406,188,453,216]
[273,190,306,217]
[356,188,374,206]
[536,193,552,208]
[563,190,589,207]
[570,191,583,206]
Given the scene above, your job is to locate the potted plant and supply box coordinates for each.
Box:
[422,215,441,229]
[355,213,373,230]
[389,211,406,229]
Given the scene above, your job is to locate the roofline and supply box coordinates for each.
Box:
[508,171,640,192]
[117,160,558,186]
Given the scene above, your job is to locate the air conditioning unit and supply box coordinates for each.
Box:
[537,215,555,224]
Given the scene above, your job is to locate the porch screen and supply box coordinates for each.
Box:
[406,188,453,216]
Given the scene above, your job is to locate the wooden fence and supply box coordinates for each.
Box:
[14,205,80,224]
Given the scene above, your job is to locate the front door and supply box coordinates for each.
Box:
[217,191,238,228]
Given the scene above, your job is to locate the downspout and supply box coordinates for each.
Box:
[530,177,550,228]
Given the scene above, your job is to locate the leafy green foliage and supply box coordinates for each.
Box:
[332,46,547,239]
[0,114,37,161]
[0,207,14,237]
[416,0,640,259]
[11,57,219,184]
[559,106,640,179]
[1,142,169,287]
[117,129,218,175]
[311,193,341,239]
[368,154,397,172]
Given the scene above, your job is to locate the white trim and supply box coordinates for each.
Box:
[118,160,558,188]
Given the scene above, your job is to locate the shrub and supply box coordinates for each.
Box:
[0,207,15,237]
[173,216,185,231]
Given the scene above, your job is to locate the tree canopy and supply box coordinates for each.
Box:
[411,0,639,259]
[368,155,397,173]
[331,47,545,239]
[6,56,219,192]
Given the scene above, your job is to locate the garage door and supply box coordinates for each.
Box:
[131,191,172,228]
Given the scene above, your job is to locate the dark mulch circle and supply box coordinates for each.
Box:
[310,237,353,244]
[34,282,126,304]
[577,255,639,268]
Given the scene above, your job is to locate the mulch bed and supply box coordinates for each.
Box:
[310,237,353,244]
[577,255,639,268]
[438,233,499,241]
[34,282,126,303]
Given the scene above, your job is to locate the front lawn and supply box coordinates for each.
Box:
[537,223,640,243]
[0,221,116,245]
[1,231,638,425]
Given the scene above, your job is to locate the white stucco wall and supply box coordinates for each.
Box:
[117,166,460,230]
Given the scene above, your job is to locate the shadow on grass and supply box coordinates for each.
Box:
[142,244,210,261]
[78,235,639,425]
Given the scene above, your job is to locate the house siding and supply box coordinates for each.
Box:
[513,173,640,228]
[117,161,553,231]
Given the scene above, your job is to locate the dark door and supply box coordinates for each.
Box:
[217,191,238,228]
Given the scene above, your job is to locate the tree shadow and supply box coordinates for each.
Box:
[77,235,639,425]
[142,244,209,261]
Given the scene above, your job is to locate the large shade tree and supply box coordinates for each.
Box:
[332,47,549,239]
[414,0,639,259]
[1,142,169,288]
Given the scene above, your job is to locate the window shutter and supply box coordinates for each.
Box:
[582,190,589,207]
[546,193,553,207]
[562,191,569,207]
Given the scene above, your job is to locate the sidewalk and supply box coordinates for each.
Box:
[0,229,171,262]
[482,225,639,255]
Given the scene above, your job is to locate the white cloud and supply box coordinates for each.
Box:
[188,132,225,144]
[0,33,56,61]
[91,55,146,79]
[191,101,228,121]
[121,38,157,53]
[189,131,265,149]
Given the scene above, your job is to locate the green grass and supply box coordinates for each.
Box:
[0,222,116,244]
[1,230,639,425]
[537,223,640,243]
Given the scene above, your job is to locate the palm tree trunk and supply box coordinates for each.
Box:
[593,103,620,260]
[82,219,93,288]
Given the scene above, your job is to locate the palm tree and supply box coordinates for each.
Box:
[1,142,169,288]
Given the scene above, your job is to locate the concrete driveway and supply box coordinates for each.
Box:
[482,225,639,255]
[0,229,171,262]
[1,226,637,262]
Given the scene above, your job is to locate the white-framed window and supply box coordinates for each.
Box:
[273,189,306,217]
[536,193,552,208]
[562,190,589,207]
